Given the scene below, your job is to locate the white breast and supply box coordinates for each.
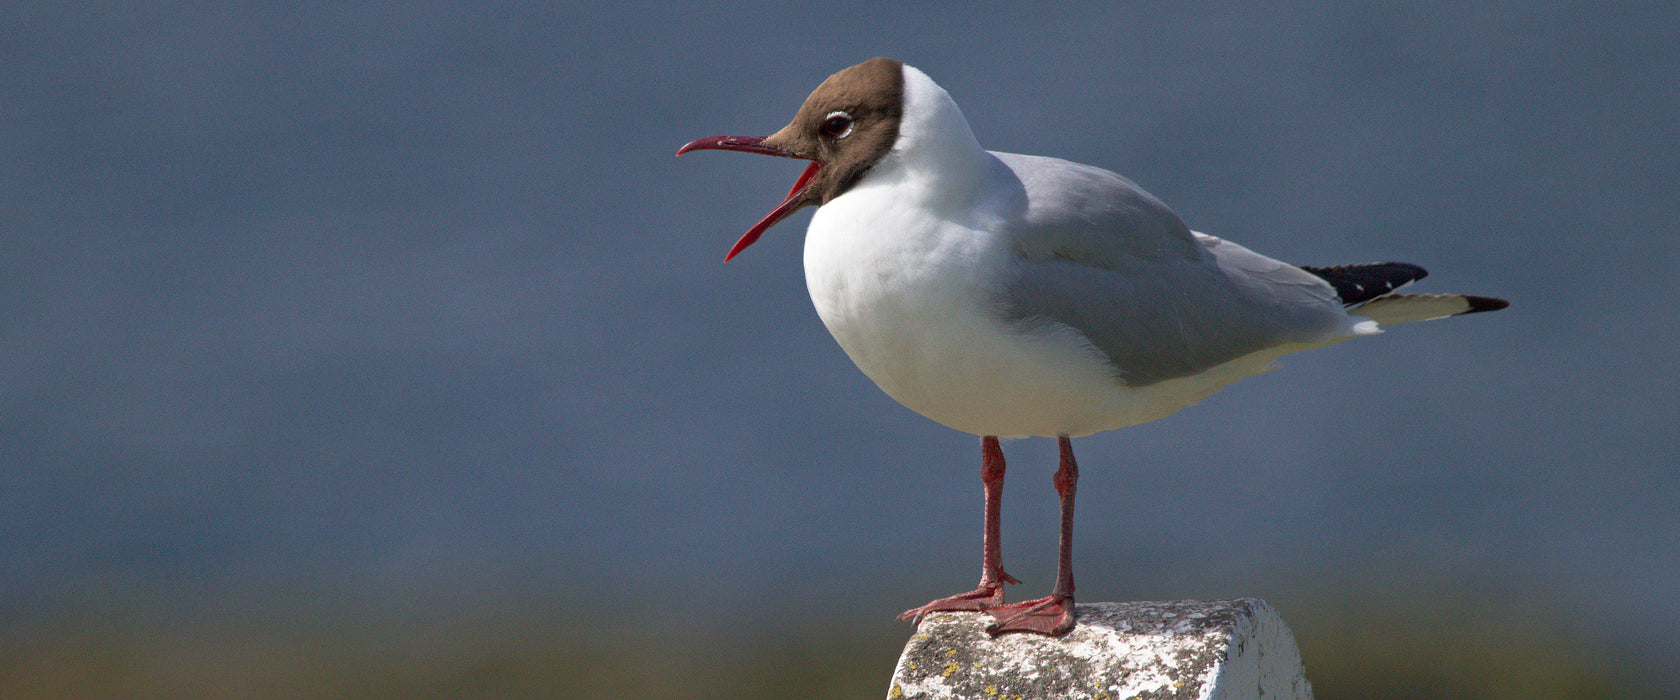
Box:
[804,176,1202,438]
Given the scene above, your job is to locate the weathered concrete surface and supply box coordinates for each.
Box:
[886,599,1311,700]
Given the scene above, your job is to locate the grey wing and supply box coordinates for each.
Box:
[992,152,1204,270]
[990,154,1355,386]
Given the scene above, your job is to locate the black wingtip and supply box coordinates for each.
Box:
[1300,262,1431,307]
[1464,296,1510,314]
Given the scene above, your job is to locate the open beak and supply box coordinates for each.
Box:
[677,135,822,261]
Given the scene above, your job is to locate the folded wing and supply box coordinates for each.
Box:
[991,153,1360,387]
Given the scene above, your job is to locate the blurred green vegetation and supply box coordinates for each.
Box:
[2,583,1668,699]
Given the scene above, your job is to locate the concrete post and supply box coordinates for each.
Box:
[887,599,1312,700]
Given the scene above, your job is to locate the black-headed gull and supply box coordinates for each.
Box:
[678,57,1507,636]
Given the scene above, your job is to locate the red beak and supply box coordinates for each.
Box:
[677,136,822,261]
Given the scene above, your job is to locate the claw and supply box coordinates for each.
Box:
[898,584,1010,625]
[984,595,1076,637]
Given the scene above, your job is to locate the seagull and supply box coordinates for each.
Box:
[677,57,1507,636]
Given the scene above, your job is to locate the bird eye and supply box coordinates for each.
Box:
[821,111,854,138]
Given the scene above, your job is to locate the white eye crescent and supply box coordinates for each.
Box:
[821,111,854,139]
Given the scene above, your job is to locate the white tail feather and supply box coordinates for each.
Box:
[1352,294,1481,325]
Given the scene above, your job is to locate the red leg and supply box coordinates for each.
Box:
[985,435,1078,636]
[899,436,1021,624]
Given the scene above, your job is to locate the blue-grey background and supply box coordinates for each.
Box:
[5,3,1675,697]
